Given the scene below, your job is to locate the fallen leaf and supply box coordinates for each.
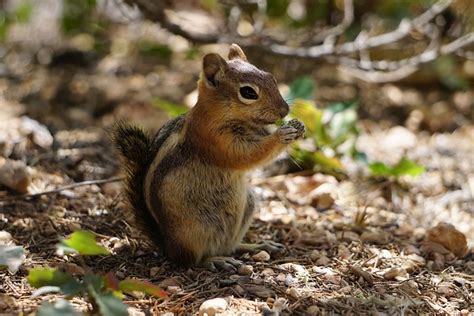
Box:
[425,222,468,257]
[349,265,374,286]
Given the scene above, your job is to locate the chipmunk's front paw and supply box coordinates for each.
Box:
[277,119,305,144]
[287,119,305,135]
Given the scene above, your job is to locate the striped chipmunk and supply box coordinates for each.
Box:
[113,44,305,270]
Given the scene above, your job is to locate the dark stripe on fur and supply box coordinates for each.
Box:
[111,116,185,252]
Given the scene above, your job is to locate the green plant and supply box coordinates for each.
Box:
[62,0,98,34]
[368,157,425,178]
[0,0,33,42]
[287,77,425,179]
[28,230,167,316]
[287,77,361,175]
[153,98,189,118]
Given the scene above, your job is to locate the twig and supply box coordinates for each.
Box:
[0,176,125,202]
[311,0,354,45]
[338,33,474,83]
[121,0,474,83]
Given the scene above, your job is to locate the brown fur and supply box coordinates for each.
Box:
[113,44,304,266]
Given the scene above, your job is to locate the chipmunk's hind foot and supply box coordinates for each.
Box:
[237,241,286,256]
[201,256,243,272]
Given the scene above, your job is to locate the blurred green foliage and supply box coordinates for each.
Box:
[153,98,189,118]
[0,0,32,41]
[138,41,173,60]
[369,158,425,178]
[434,56,469,90]
[29,230,167,316]
[62,0,97,34]
[288,77,425,179]
[266,0,289,18]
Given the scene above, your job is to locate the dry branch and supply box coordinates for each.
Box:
[0,176,124,202]
[121,0,474,82]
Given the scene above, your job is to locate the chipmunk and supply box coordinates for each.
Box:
[113,44,305,270]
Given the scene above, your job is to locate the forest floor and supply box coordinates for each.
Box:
[1,17,473,315]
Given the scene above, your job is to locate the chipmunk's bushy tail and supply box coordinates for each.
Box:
[112,122,162,245]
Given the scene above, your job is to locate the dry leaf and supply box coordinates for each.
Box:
[383,267,407,280]
[425,222,468,257]
[349,265,374,285]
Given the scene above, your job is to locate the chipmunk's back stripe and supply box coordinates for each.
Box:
[144,116,186,224]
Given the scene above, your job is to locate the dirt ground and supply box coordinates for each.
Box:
[0,11,473,315]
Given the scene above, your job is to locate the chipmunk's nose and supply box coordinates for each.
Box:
[278,101,290,118]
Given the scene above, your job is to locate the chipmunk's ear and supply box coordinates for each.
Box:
[203,53,228,87]
[228,43,247,61]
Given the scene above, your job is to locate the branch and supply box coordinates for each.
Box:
[121,0,474,82]
[265,0,452,58]
[311,0,354,45]
[338,33,474,83]
[0,176,125,202]
[122,0,219,43]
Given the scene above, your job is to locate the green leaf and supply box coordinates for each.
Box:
[287,76,315,102]
[368,162,393,177]
[87,276,128,316]
[0,245,25,274]
[28,267,75,287]
[369,157,425,178]
[29,268,83,297]
[37,299,82,316]
[58,230,110,256]
[153,98,189,119]
[391,158,426,177]
[266,0,289,18]
[312,152,345,173]
[138,41,172,59]
[120,279,168,299]
[84,273,104,291]
[62,0,97,34]
[14,0,33,23]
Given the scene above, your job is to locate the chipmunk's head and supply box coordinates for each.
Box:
[198,44,289,124]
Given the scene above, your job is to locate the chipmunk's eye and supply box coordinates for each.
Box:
[239,86,258,100]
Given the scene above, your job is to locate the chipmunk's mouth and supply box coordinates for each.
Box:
[254,118,278,125]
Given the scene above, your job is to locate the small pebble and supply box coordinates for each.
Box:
[276,273,286,282]
[127,307,145,316]
[287,287,299,299]
[315,255,331,266]
[307,305,320,315]
[0,231,13,245]
[238,264,253,275]
[199,298,228,316]
[309,250,320,261]
[252,250,270,262]
[310,183,336,210]
[166,286,181,294]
